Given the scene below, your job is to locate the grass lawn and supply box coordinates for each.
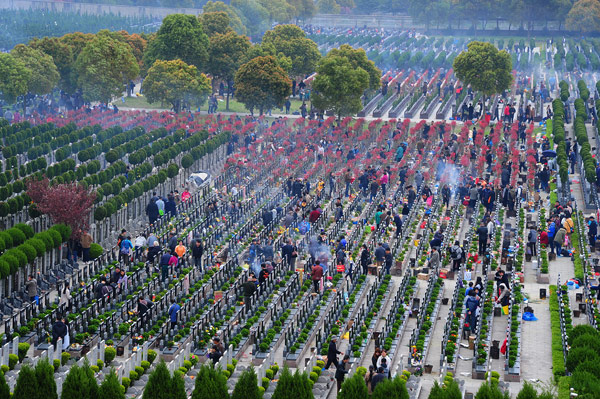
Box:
[117,94,310,115]
[117,95,167,110]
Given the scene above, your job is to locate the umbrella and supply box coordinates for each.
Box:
[542,150,557,158]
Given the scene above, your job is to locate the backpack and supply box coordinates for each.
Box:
[451,246,462,260]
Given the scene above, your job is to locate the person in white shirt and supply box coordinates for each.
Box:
[135,234,147,249]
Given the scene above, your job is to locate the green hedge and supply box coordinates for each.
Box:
[549,285,566,380]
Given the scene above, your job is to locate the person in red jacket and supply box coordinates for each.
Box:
[539,229,549,248]
[309,206,321,223]
[311,260,324,294]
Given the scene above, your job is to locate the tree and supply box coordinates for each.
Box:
[143,361,172,399]
[474,382,510,399]
[191,364,229,399]
[13,365,37,399]
[234,56,291,115]
[566,0,600,32]
[232,367,261,399]
[171,371,187,399]
[453,41,512,111]
[371,377,409,399]
[312,55,369,121]
[98,371,124,399]
[289,0,316,20]
[241,43,292,73]
[326,44,381,91]
[74,34,139,104]
[34,358,58,399]
[29,36,75,92]
[317,0,341,13]
[338,374,368,399]
[143,59,211,113]
[0,370,10,399]
[262,25,321,77]
[231,0,270,38]
[272,368,313,399]
[26,177,96,240]
[200,12,234,37]
[207,31,251,110]
[203,1,248,36]
[516,382,539,399]
[257,0,297,23]
[0,53,30,104]
[11,45,59,97]
[428,380,461,399]
[60,363,99,399]
[144,14,210,72]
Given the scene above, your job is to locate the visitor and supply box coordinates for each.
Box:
[428,247,440,271]
[175,240,186,259]
[51,315,67,349]
[117,269,128,291]
[241,274,257,311]
[147,241,161,263]
[335,355,350,392]
[477,222,488,255]
[371,347,381,369]
[160,250,172,281]
[374,243,385,266]
[449,241,462,271]
[360,245,371,275]
[465,290,479,333]
[588,215,598,249]
[527,228,538,257]
[192,239,204,270]
[146,198,159,225]
[119,236,133,266]
[134,233,147,250]
[365,365,375,393]
[59,281,71,310]
[384,248,393,274]
[80,230,93,262]
[324,336,342,370]
[311,261,324,294]
[168,300,181,330]
[553,226,567,256]
[371,367,386,392]
[26,274,38,304]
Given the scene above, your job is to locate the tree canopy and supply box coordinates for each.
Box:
[234,55,291,115]
[200,11,235,37]
[262,25,321,77]
[74,33,139,103]
[566,0,600,32]
[11,44,59,96]
[312,54,369,121]
[0,53,30,104]
[143,14,210,71]
[453,41,512,97]
[203,1,248,36]
[143,59,211,113]
[326,44,381,91]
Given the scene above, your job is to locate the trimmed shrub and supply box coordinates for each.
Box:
[18,342,30,362]
[566,347,599,373]
[8,354,18,370]
[105,347,117,364]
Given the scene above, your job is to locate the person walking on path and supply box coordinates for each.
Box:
[160,250,171,281]
[335,355,350,392]
[588,215,598,250]
[192,239,204,270]
[324,336,342,370]
[311,261,324,294]
[168,300,181,330]
[477,222,488,255]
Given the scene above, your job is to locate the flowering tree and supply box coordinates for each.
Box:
[26,177,96,239]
